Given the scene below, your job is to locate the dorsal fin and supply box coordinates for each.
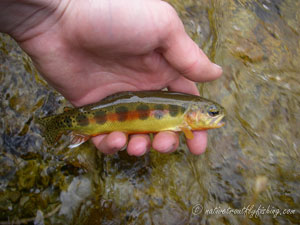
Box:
[82,92,136,110]
[95,92,135,106]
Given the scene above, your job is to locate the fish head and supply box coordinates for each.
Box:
[185,100,226,130]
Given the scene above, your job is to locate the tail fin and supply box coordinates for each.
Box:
[35,115,64,145]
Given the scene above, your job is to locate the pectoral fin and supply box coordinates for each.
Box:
[181,127,194,139]
[69,132,90,148]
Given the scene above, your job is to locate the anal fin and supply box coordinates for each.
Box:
[69,132,90,148]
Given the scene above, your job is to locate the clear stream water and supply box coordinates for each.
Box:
[0,0,299,224]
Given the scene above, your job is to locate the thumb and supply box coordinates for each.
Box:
[160,5,222,82]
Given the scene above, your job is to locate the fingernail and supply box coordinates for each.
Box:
[120,144,127,151]
[213,63,222,70]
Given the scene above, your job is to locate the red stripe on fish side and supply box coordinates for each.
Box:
[89,109,170,124]
[105,110,154,122]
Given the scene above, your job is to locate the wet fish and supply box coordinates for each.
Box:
[36,91,225,148]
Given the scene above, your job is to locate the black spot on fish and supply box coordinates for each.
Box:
[94,110,107,124]
[64,116,72,127]
[137,104,150,120]
[154,104,164,119]
[76,114,89,126]
[169,105,179,117]
[116,106,128,121]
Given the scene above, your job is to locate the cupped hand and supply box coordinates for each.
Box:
[16,0,222,155]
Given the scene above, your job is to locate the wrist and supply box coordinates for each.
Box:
[0,0,69,41]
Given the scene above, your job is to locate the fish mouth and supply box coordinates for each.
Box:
[215,115,225,128]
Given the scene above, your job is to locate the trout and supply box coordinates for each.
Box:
[36,91,225,148]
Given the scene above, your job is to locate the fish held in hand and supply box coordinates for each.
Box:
[36,91,225,148]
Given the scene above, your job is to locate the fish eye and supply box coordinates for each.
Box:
[208,105,219,117]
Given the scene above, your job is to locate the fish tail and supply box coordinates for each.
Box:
[35,115,64,145]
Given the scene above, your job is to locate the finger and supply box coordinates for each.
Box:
[168,77,208,154]
[168,76,199,95]
[127,134,151,156]
[91,131,127,154]
[159,3,222,81]
[152,131,179,153]
[186,131,207,155]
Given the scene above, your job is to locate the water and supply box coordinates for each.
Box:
[0,0,299,224]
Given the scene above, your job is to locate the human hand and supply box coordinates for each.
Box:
[3,0,222,156]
